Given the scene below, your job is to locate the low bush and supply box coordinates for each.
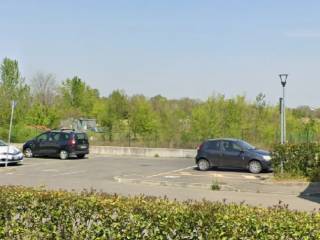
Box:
[0,124,38,143]
[272,143,320,181]
[0,186,319,239]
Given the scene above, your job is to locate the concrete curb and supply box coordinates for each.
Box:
[113,176,320,196]
[13,144,196,158]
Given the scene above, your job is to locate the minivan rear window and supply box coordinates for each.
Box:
[76,133,88,140]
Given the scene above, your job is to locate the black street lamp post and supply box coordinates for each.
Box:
[279,74,288,144]
[279,74,288,174]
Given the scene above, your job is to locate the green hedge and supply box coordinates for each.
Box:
[272,143,320,181]
[0,186,319,239]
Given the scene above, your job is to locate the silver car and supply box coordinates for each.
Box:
[0,140,23,165]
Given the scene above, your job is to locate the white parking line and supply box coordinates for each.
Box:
[146,165,196,178]
[241,175,258,179]
[42,169,59,172]
[52,170,86,176]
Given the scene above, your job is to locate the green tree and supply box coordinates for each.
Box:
[60,76,99,118]
[99,90,129,141]
[129,95,159,145]
[26,72,59,128]
[0,58,30,140]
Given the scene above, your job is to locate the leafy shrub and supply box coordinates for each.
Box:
[0,124,38,143]
[272,143,320,181]
[0,186,319,239]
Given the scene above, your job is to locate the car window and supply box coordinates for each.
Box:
[0,140,7,146]
[60,133,70,141]
[237,140,255,150]
[205,140,220,151]
[37,133,49,141]
[222,141,242,152]
[76,133,88,140]
[52,133,61,142]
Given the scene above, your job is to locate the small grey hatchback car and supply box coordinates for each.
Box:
[195,138,272,173]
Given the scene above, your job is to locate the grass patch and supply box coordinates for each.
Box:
[273,173,310,183]
[210,179,221,191]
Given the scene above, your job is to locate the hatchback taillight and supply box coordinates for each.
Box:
[197,143,204,151]
[68,138,76,145]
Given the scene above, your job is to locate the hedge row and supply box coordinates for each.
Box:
[272,143,320,181]
[0,186,319,239]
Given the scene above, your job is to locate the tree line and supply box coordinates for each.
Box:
[0,57,319,148]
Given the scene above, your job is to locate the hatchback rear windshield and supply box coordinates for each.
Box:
[75,133,88,140]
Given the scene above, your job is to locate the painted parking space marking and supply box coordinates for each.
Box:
[147,169,271,181]
[176,172,225,178]
[164,176,180,179]
[42,169,59,172]
[146,165,196,178]
[52,170,87,177]
[241,175,259,179]
[179,172,192,176]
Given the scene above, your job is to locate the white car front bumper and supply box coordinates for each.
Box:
[0,153,24,164]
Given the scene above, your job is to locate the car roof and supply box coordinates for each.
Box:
[49,129,86,134]
[206,138,241,142]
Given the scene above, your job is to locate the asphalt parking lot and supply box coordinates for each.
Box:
[0,155,319,211]
[0,155,274,192]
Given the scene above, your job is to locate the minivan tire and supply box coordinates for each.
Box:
[24,148,33,158]
[60,150,69,160]
[249,160,262,174]
[77,154,85,159]
[198,159,210,171]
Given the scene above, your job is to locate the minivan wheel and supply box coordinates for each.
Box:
[198,159,210,171]
[77,154,85,159]
[60,150,69,160]
[24,148,33,158]
[249,160,262,174]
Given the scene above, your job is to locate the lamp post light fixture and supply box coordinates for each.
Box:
[279,74,288,88]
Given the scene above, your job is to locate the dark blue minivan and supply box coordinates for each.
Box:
[23,129,89,160]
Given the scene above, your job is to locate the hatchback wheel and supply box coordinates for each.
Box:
[198,159,210,171]
[249,160,262,174]
[24,148,33,158]
[60,150,69,160]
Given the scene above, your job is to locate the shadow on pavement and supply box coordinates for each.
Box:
[194,166,272,175]
[299,182,320,205]
[25,156,89,161]
[0,163,24,167]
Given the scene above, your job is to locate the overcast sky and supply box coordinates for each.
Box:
[1,0,320,107]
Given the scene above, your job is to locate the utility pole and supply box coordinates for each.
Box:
[6,101,16,167]
[279,97,284,173]
[279,97,283,143]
